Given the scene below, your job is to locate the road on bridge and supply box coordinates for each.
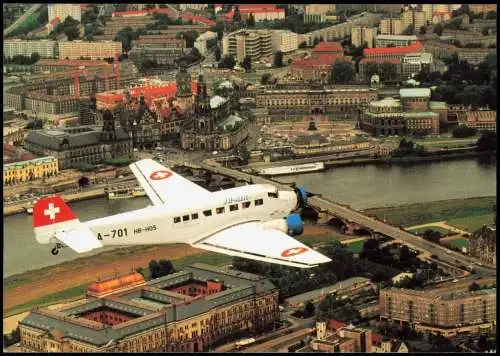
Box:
[199,160,496,280]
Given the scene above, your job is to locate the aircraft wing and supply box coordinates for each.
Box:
[192,222,332,268]
[129,159,211,206]
[55,225,103,253]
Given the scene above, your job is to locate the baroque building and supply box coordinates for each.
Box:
[180,74,249,151]
[19,263,279,353]
[468,226,496,266]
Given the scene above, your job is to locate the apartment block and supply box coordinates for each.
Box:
[380,287,496,337]
[222,30,272,63]
[4,39,57,59]
[375,35,419,48]
[58,41,122,60]
[351,27,376,48]
[379,18,404,35]
[48,4,81,23]
[271,30,298,53]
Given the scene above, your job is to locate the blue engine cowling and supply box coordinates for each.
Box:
[294,186,308,209]
[286,213,304,236]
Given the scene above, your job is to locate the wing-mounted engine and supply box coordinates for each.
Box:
[262,213,304,236]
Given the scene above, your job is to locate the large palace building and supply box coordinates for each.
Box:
[19,264,279,353]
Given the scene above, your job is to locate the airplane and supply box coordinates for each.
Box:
[33,159,332,268]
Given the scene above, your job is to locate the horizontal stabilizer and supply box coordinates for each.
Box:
[56,226,103,253]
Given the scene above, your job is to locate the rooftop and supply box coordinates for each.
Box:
[376,34,419,41]
[399,87,431,98]
[181,13,216,27]
[35,59,111,67]
[359,58,401,64]
[292,55,352,67]
[313,41,343,53]
[364,41,423,56]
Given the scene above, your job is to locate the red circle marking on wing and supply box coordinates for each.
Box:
[150,170,172,180]
[281,247,308,258]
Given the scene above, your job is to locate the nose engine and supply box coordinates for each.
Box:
[286,213,304,236]
[294,186,308,210]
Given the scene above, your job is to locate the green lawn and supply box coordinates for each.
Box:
[363,197,496,228]
[444,238,469,250]
[171,252,234,270]
[407,225,452,235]
[344,240,364,254]
[446,214,495,232]
[4,284,88,317]
[299,233,349,246]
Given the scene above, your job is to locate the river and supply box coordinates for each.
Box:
[3,159,496,277]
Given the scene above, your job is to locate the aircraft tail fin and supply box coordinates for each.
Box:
[33,196,79,244]
[33,196,102,253]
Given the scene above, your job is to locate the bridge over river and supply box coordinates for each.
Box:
[199,159,495,279]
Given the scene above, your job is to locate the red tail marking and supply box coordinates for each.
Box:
[281,247,308,257]
[33,196,77,227]
[150,170,172,180]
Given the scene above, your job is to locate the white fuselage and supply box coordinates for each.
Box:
[64,184,298,247]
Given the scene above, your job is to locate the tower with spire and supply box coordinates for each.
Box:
[175,62,194,114]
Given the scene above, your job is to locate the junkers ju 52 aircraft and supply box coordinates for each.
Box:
[33,159,331,268]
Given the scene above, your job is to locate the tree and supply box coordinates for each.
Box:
[304,301,315,317]
[469,281,481,291]
[476,131,497,152]
[452,125,477,138]
[380,62,397,82]
[261,73,272,85]
[331,59,355,84]
[274,50,283,67]
[149,260,161,279]
[434,23,443,36]
[233,5,242,23]
[419,26,427,35]
[248,13,255,27]
[158,259,174,277]
[214,46,221,61]
[30,52,40,64]
[399,245,411,261]
[363,62,379,80]
[241,55,252,72]
[219,54,236,69]
[482,27,490,36]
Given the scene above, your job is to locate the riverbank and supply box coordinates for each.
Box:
[3,188,106,216]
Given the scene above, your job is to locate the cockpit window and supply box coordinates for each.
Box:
[268,192,279,198]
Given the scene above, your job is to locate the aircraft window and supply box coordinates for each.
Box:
[183,215,190,222]
[242,201,251,209]
[174,217,181,223]
[268,192,278,198]
[191,213,199,220]
[229,204,238,212]
[203,210,212,217]
[216,207,225,214]
[255,199,263,206]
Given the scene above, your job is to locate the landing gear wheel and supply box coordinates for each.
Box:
[51,247,59,255]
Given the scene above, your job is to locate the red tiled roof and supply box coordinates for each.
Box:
[313,41,343,53]
[223,5,284,21]
[4,144,16,153]
[433,11,450,16]
[88,272,145,294]
[154,8,174,15]
[36,59,111,67]
[181,13,216,26]
[327,319,347,331]
[359,58,401,64]
[364,41,423,56]
[112,10,149,16]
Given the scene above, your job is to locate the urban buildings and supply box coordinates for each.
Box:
[351,27,376,48]
[3,156,58,185]
[252,84,378,117]
[129,35,186,65]
[222,30,273,63]
[19,263,279,352]
[180,74,249,151]
[304,4,337,24]
[58,41,122,60]
[470,4,497,14]
[375,35,419,48]
[360,89,441,136]
[379,287,496,337]
[379,18,404,36]
[363,41,423,60]
[290,56,349,83]
[271,30,299,53]
[422,40,496,64]
[468,226,496,266]
[222,5,285,23]
[179,4,209,11]
[33,59,112,73]
[462,110,497,132]
[194,31,218,56]
[4,39,57,59]
[24,116,132,170]
[401,52,433,78]
[312,41,344,56]
[48,4,81,23]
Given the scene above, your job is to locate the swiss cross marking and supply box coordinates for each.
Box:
[44,203,61,220]
[150,170,172,180]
